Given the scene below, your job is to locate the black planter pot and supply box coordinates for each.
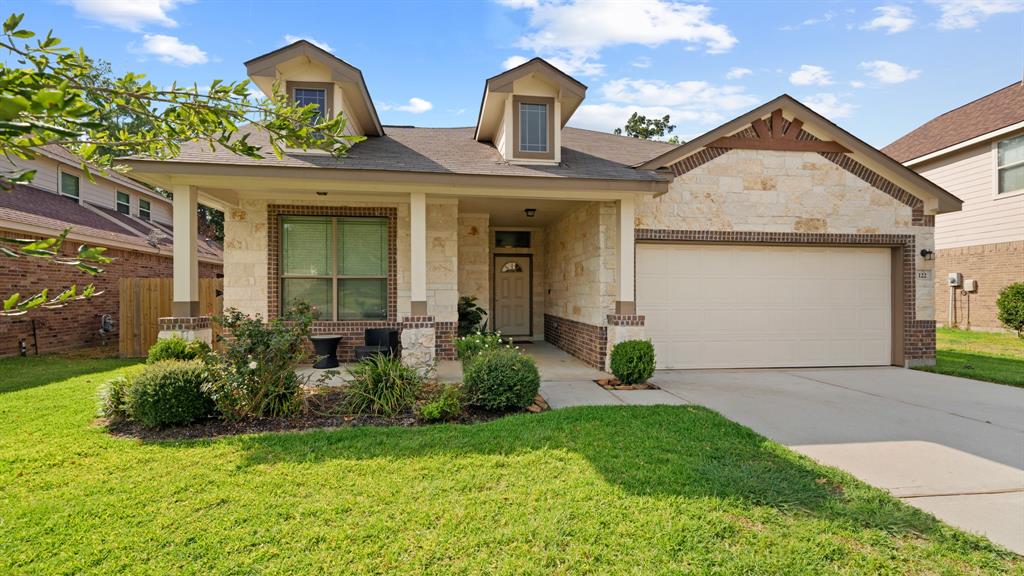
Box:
[310,335,342,369]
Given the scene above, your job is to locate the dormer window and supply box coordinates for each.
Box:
[512,95,555,160]
[288,82,333,122]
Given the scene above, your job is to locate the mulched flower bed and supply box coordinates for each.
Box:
[102,389,550,441]
[595,378,659,391]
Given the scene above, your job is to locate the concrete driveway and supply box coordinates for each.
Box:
[650,367,1024,554]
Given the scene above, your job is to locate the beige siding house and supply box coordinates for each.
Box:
[123,40,960,372]
[885,82,1024,331]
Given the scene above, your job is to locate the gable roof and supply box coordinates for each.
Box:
[245,40,384,136]
[639,94,962,214]
[882,81,1024,164]
[475,57,587,141]
[123,124,673,185]
[35,145,164,201]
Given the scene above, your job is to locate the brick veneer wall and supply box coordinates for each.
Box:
[933,240,1024,330]
[635,229,935,364]
[435,321,457,361]
[544,314,607,369]
[0,228,221,357]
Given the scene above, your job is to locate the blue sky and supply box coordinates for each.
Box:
[8,0,1024,146]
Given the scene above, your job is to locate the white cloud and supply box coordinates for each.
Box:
[631,56,652,69]
[725,67,752,79]
[283,34,333,53]
[499,0,736,77]
[862,5,915,33]
[929,0,1024,30]
[789,65,834,86]
[569,77,759,133]
[802,93,856,118]
[138,34,207,65]
[850,80,866,88]
[860,60,921,83]
[501,53,604,76]
[64,0,189,32]
[780,10,835,30]
[380,97,433,114]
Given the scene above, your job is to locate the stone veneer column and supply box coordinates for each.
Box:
[157,316,213,345]
[605,314,646,372]
[401,316,436,377]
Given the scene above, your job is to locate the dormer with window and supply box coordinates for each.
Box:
[245,40,384,137]
[474,58,586,165]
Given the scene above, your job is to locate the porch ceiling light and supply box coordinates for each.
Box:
[524,208,537,218]
[316,191,328,196]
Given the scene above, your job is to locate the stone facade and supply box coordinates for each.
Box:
[457,213,490,317]
[638,149,936,322]
[543,202,617,326]
[934,240,1024,331]
[400,316,436,377]
[425,202,459,323]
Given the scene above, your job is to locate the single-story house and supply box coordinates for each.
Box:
[121,40,960,372]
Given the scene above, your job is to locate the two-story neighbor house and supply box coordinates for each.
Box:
[122,40,960,372]
[0,145,222,357]
[884,82,1024,331]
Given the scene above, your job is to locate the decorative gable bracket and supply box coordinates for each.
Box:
[709,109,850,153]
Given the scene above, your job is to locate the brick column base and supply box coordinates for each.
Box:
[606,314,646,372]
[401,316,436,377]
[157,316,213,346]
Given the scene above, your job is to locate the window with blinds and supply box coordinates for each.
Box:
[997,134,1024,195]
[280,216,388,320]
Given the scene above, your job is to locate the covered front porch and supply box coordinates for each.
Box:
[135,166,654,373]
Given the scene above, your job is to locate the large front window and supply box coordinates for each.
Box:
[997,134,1024,195]
[518,102,548,153]
[280,216,388,320]
[294,87,327,122]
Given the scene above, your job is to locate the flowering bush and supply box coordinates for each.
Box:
[454,331,511,364]
[205,302,314,419]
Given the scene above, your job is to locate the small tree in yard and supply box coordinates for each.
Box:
[0,13,362,316]
[613,112,677,141]
[996,282,1024,337]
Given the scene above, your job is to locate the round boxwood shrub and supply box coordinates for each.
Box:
[463,348,540,411]
[146,337,211,364]
[997,282,1024,337]
[124,360,216,428]
[609,340,656,385]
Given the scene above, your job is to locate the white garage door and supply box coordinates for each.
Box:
[637,244,892,369]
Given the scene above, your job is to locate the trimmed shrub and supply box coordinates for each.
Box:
[609,340,656,385]
[455,331,509,363]
[416,384,463,423]
[463,348,540,411]
[124,360,215,428]
[346,354,421,417]
[147,337,210,364]
[997,282,1024,337]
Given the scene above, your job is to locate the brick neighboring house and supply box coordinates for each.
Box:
[884,82,1024,331]
[0,145,222,357]
[120,41,961,371]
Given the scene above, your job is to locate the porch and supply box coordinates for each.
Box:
[150,177,650,373]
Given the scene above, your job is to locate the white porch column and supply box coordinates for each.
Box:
[171,183,200,317]
[409,191,428,316]
[616,195,635,314]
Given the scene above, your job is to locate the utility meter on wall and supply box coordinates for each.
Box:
[947,272,962,287]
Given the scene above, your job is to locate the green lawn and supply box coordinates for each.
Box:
[915,328,1024,388]
[1,357,1020,575]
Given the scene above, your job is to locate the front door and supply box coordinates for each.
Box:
[493,255,531,336]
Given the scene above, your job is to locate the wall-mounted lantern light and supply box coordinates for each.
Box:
[919,249,934,261]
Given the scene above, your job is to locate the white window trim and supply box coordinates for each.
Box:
[115,190,131,214]
[57,167,81,203]
[138,198,151,221]
[993,137,1024,200]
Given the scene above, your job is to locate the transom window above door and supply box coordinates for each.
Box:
[279,216,388,320]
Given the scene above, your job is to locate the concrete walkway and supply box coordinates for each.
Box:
[538,367,1024,554]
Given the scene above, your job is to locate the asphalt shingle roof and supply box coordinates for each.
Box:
[883,81,1024,163]
[151,125,676,182]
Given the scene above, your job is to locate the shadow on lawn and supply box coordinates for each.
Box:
[212,404,980,547]
[0,356,137,394]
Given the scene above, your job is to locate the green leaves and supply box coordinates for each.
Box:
[0,283,103,316]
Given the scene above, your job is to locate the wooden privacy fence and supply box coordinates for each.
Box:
[118,278,223,358]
